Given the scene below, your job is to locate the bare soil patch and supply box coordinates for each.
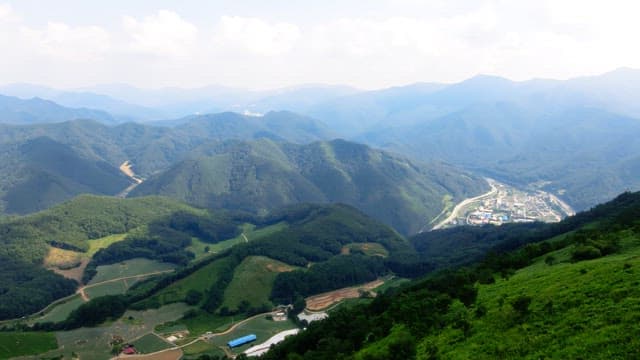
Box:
[305,278,385,311]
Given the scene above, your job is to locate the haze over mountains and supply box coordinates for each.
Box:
[1,68,640,214]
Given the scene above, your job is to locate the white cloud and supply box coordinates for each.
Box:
[0,3,19,22]
[213,16,300,56]
[123,10,198,57]
[20,22,110,62]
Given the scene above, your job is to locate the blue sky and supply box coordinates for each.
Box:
[1,0,639,89]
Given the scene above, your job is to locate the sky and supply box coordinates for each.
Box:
[1,0,639,90]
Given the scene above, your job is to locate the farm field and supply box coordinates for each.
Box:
[221,256,296,311]
[20,303,191,360]
[132,333,173,354]
[35,295,84,324]
[85,280,130,299]
[206,315,298,356]
[87,233,127,256]
[89,258,175,284]
[342,242,389,257]
[0,332,57,359]
[148,257,234,306]
[305,278,387,311]
[113,348,183,360]
[181,340,226,359]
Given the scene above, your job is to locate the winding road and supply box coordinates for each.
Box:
[430,179,498,231]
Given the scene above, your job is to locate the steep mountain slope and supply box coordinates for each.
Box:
[261,191,640,360]
[0,137,132,214]
[131,138,488,235]
[0,94,117,125]
[0,111,335,214]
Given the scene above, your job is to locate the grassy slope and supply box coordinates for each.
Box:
[221,256,296,311]
[417,234,640,359]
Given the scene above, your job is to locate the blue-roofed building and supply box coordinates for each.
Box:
[228,334,257,348]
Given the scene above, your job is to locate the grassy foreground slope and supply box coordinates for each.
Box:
[261,191,640,360]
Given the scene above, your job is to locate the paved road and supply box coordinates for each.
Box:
[431,179,498,231]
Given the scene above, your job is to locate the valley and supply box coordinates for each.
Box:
[431,179,575,231]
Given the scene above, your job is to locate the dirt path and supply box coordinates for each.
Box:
[116,160,144,198]
[241,233,249,243]
[430,179,498,231]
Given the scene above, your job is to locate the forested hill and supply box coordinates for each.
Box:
[0,111,334,215]
[261,190,640,359]
[0,94,117,125]
[0,194,421,321]
[131,138,488,235]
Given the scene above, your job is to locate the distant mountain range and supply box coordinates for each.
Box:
[1,68,640,211]
[0,115,486,235]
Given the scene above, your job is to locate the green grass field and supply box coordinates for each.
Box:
[86,233,127,256]
[89,258,175,284]
[418,234,640,359]
[85,280,129,299]
[0,332,57,358]
[343,242,389,257]
[132,333,173,354]
[186,222,288,259]
[222,256,296,311]
[150,257,235,306]
[34,295,85,324]
[206,315,298,356]
[182,340,227,359]
[32,303,192,360]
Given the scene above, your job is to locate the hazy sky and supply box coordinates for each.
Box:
[1,0,639,90]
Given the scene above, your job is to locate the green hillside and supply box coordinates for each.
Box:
[132,138,488,235]
[260,191,640,360]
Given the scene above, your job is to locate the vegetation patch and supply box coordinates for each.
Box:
[133,333,173,354]
[342,242,389,257]
[89,258,175,285]
[35,295,85,324]
[221,256,296,312]
[43,246,82,269]
[0,332,58,358]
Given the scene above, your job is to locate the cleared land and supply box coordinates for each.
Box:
[341,242,389,257]
[222,256,296,311]
[89,258,175,285]
[149,257,234,306]
[132,333,173,354]
[35,295,84,324]
[0,332,57,359]
[305,278,386,311]
[25,303,191,360]
[206,315,298,357]
[112,348,183,360]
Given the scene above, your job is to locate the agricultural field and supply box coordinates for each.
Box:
[182,340,226,359]
[0,332,57,359]
[132,333,173,354]
[206,315,298,357]
[44,247,82,269]
[221,256,296,311]
[85,280,130,299]
[89,258,175,284]
[342,242,389,257]
[22,303,191,360]
[87,233,127,256]
[305,278,386,311]
[149,257,235,306]
[34,295,85,324]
